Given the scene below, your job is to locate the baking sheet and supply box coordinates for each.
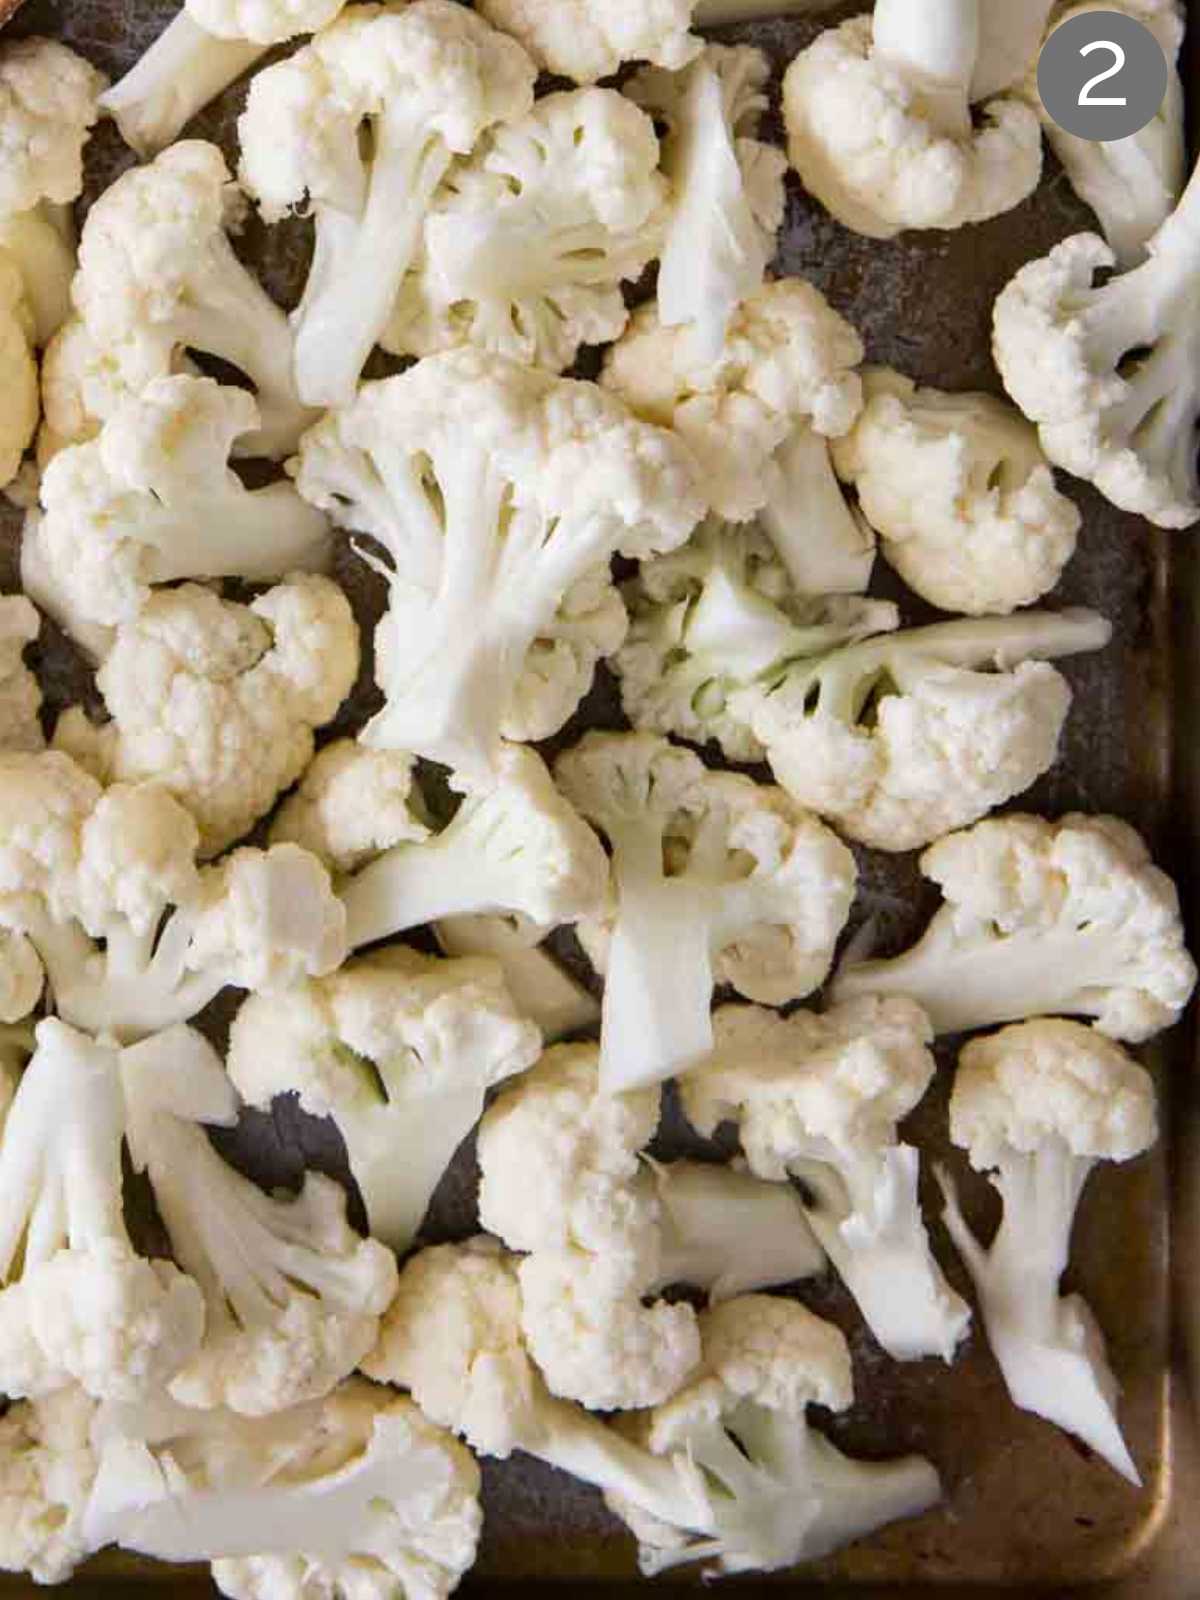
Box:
[0,0,1196,1591]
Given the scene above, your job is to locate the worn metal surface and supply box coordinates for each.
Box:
[0,0,1196,1592]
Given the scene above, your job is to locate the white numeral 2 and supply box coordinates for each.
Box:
[1078,39,1127,106]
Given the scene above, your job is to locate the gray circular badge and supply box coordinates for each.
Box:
[1037,9,1169,142]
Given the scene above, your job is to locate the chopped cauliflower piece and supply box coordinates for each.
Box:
[783,3,1041,238]
[603,279,864,523]
[735,609,1111,850]
[939,1019,1157,1482]
[238,1,536,407]
[54,577,358,857]
[627,44,786,362]
[387,88,667,373]
[271,739,429,875]
[228,946,541,1251]
[293,350,700,778]
[682,998,970,1362]
[832,367,1081,614]
[435,914,600,1043]
[0,1386,98,1585]
[23,376,331,652]
[475,0,701,83]
[833,811,1197,1042]
[614,517,897,760]
[555,731,855,1092]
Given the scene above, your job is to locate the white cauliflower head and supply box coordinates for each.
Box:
[834,811,1198,1043]
[603,279,864,523]
[54,576,358,856]
[556,730,856,1092]
[0,37,106,214]
[474,0,701,83]
[782,10,1041,239]
[832,367,1081,615]
[387,87,667,373]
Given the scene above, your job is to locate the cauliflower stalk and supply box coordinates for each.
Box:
[435,914,600,1044]
[22,376,331,653]
[627,44,786,364]
[682,999,970,1363]
[833,812,1197,1042]
[759,423,880,597]
[0,1020,205,1404]
[71,142,312,460]
[832,367,1081,615]
[993,153,1200,527]
[735,608,1112,851]
[937,1020,1157,1483]
[614,516,898,761]
[387,88,667,373]
[120,1027,398,1417]
[83,1377,481,1600]
[100,0,347,160]
[603,279,865,525]
[293,350,701,778]
[0,37,107,345]
[54,576,358,857]
[238,1,536,408]
[608,1296,942,1576]
[782,0,1042,238]
[228,946,542,1251]
[555,732,856,1093]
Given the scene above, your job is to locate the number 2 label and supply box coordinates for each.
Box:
[1078,39,1127,106]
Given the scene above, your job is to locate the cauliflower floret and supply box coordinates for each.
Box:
[0,1020,205,1405]
[614,517,897,761]
[271,739,429,874]
[293,350,700,779]
[228,945,541,1251]
[938,1020,1157,1483]
[555,731,856,1092]
[1029,2,1185,269]
[238,1,536,408]
[782,7,1041,239]
[474,0,701,83]
[23,377,332,652]
[119,1034,399,1418]
[0,933,41,1024]
[832,368,1081,614]
[0,595,42,753]
[518,1248,700,1411]
[993,158,1200,528]
[38,315,195,465]
[54,577,359,857]
[608,1295,941,1576]
[736,609,1111,851]
[435,913,600,1044]
[0,251,36,489]
[337,745,608,953]
[0,37,106,345]
[681,997,970,1363]
[627,44,786,363]
[603,280,864,523]
[834,811,1198,1042]
[100,0,345,160]
[71,141,312,458]
[477,1043,660,1259]
[387,88,667,373]
[83,1379,481,1598]
[0,1386,98,1585]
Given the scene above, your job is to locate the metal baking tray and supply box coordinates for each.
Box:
[1,0,1198,1592]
